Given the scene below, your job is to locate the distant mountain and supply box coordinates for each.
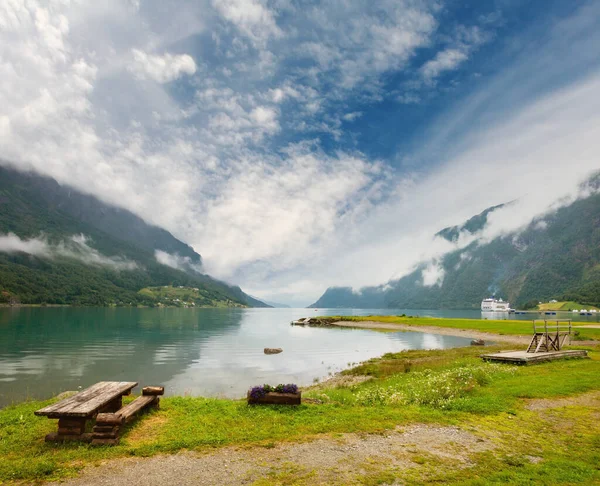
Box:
[0,165,268,307]
[260,299,291,308]
[310,183,600,309]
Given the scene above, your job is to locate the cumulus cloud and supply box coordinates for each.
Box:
[1,0,600,307]
[0,233,138,270]
[129,49,197,83]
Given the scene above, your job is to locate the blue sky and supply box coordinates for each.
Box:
[1,0,599,305]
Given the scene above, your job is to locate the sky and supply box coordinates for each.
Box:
[1,0,600,306]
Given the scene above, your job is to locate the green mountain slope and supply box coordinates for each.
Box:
[310,187,600,309]
[0,166,268,307]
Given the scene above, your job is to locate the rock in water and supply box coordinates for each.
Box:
[264,348,283,354]
[471,339,485,346]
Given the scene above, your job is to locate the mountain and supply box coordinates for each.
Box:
[310,185,600,309]
[436,203,506,242]
[0,165,268,307]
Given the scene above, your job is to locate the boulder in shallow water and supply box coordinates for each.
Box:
[264,348,283,354]
[471,339,485,346]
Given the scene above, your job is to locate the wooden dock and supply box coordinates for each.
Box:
[481,350,588,364]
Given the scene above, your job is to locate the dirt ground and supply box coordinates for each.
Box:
[54,425,495,486]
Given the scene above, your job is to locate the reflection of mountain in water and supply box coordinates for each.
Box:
[0,307,243,406]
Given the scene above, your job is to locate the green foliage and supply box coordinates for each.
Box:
[0,167,262,307]
[311,190,600,309]
[354,363,518,408]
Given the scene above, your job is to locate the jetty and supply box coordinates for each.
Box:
[482,319,588,364]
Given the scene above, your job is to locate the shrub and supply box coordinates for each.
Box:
[354,363,517,409]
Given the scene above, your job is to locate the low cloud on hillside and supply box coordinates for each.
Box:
[0,233,138,271]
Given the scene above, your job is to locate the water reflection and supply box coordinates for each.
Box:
[4,306,594,407]
[0,307,244,405]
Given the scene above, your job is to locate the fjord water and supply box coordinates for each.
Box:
[0,307,595,407]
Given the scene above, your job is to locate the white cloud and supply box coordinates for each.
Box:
[0,0,599,307]
[419,25,492,84]
[421,261,445,286]
[297,1,439,90]
[0,233,138,270]
[342,111,363,122]
[212,0,282,45]
[129,49,197,83]
[249,106,279,131]
[155,250,203,274]
[420,48,469,82]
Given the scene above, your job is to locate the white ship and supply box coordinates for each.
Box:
[481,297,511,312]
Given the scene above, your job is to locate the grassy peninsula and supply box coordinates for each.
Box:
[1,321,599,484]
[319,315,600,341]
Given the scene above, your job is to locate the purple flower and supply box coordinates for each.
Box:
[249,383,298,399]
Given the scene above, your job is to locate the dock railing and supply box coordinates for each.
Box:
[527,319,572,353]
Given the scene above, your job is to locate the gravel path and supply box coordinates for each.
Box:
[54,425,494,486]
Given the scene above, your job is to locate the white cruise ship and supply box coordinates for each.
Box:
[481,297,511,312]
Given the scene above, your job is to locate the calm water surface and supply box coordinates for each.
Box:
[0,307,596,407]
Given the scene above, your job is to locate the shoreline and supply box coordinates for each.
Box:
[330,320,531,345]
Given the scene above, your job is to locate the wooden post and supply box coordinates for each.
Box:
[142,386,165,396]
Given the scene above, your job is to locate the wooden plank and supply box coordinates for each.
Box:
[35,381,137,418]
[37,382,130,415]
[116,396,157,422]
[92,425,120,434]
[95,413,123,425]
[142,386,165,396]
[37,382,115,414]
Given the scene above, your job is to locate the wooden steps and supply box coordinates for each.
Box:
[91,386,164,446]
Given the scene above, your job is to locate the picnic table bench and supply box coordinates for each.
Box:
[34,381,161,443]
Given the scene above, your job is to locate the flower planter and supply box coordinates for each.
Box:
[247,391,301,405]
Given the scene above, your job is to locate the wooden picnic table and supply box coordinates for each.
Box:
[35,381,137,442]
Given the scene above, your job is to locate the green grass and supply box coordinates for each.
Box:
[325,315,600,340]
[538,301,599,311]
[138,286,245,308]
[1,344,599,484]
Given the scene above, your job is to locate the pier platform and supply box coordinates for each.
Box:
[481,349,588,364]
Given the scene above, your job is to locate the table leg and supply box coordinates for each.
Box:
[45,418,91,442]
[99,396,123,413]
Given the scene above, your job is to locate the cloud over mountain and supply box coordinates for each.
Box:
[1,0,600,306]
[0,233,138,270]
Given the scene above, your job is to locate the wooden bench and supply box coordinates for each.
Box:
[35,381,137,442]
[91,386,164,445]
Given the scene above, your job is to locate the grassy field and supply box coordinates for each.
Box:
[538,301,599,311]
[1,341,599,484]
[326,315,600,341]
